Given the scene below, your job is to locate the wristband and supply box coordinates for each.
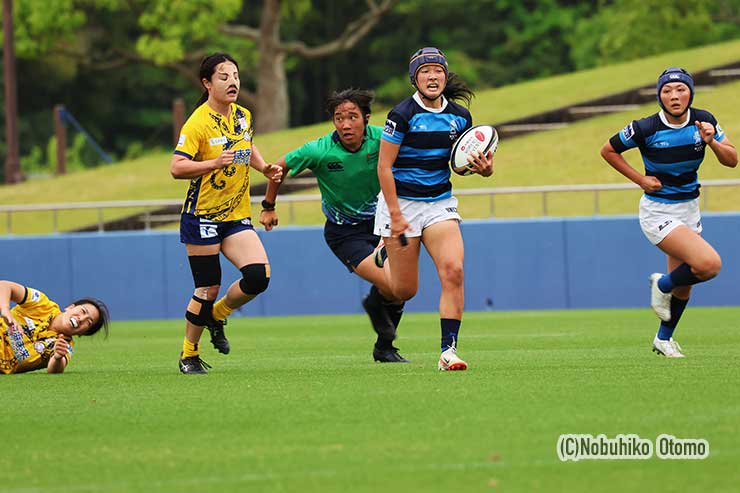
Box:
[261,199,275,211]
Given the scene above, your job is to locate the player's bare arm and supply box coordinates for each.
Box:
[170,151,234,179]
[698,123,737,167]
[0,280,25,330]
[249,144,283,182]
[259,157,288,231]
[377,139,409,237]
[46,337,70,374]
[600,141,662,193]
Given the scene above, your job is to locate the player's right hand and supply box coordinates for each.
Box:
[53,336,70,359]
[0,308,20,333]
[260,209,279,231]
[640,175,662,193]
[214,150,235,168]
[390,213,410,240]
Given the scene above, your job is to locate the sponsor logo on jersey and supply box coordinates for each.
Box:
[29,289,41,302]
[239,117,247,128]
[210,136,228,146]
[327,161,344,172]
[9,330,29,361]
[23,317,36,335]
[622,123,635,141]
[383,119,397,136]
[34,342,45,354]
[693,130,704,152]
[653,141,670,148]
[716,123,724,138]
[449,120,459,141]
[243,132,251,142]
[178,134,186,147]
[234,149,251,165]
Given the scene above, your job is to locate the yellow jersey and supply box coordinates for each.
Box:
[0,287,73,374]
[174,102,255,222]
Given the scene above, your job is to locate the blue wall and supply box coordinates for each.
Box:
[2,214,739,320]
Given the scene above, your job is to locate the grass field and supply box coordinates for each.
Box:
[3,307,739,492]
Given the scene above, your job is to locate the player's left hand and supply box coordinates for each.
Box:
[262,164,283,182]
[466,150,494,177]
[259,209,279,231]
[695,121,715,144]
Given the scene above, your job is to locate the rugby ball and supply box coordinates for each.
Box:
[450,125,498,176]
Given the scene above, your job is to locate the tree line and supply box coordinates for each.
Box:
[1,0,738,179]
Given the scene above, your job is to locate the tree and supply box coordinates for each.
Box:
[568,0,740,70]
[136,0,398,132]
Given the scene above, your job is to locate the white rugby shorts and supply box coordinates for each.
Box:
[374,194,461,238]
[639,195,702,245]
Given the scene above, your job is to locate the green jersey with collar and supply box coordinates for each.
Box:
[285,125,381,225]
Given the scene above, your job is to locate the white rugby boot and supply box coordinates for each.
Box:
[438,341,468,371]
[650,273,672,322]
[652,336,685,358]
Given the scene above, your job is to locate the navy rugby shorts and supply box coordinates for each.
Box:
[324,219,380,273]
[180,213,254,245]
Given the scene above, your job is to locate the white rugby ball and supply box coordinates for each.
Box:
[450,125,498,176]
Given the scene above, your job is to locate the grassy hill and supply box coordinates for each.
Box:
[2,40,740,234]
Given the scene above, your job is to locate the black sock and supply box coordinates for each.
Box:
[440,318,461,351]
[657,296,689,340]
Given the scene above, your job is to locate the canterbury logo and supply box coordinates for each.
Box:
[327,162,344,172]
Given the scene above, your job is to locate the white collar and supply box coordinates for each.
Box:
[413,92,448,113]
[659,109,691,129]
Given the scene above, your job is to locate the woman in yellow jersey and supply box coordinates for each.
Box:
[0,280,109,374]
[171,53,282,374]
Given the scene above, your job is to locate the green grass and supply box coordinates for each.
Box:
[3,307,739,492]
[2,40,740,233]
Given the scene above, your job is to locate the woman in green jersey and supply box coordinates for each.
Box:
[260,89,407,363]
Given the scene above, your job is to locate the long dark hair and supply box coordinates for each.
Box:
[443,72,474,107]
[71,298,111,338]
[326,88,375,122]
[196,52,240,106]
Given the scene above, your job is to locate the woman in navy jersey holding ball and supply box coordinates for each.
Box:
[375,47,494,371]
[601,67,737,358]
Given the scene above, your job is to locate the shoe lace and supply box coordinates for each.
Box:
[449,337,458,353]
[195,356,212,369]
[184,355,212,370]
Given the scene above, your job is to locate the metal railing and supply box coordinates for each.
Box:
[2,179,740,234]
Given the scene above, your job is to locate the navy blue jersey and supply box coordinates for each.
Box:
[610,109,726,203]
[382,94,472,201]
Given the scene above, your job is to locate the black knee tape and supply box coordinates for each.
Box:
[188,254,221,288]
[239,264,270,295]
[185,296,214,326]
